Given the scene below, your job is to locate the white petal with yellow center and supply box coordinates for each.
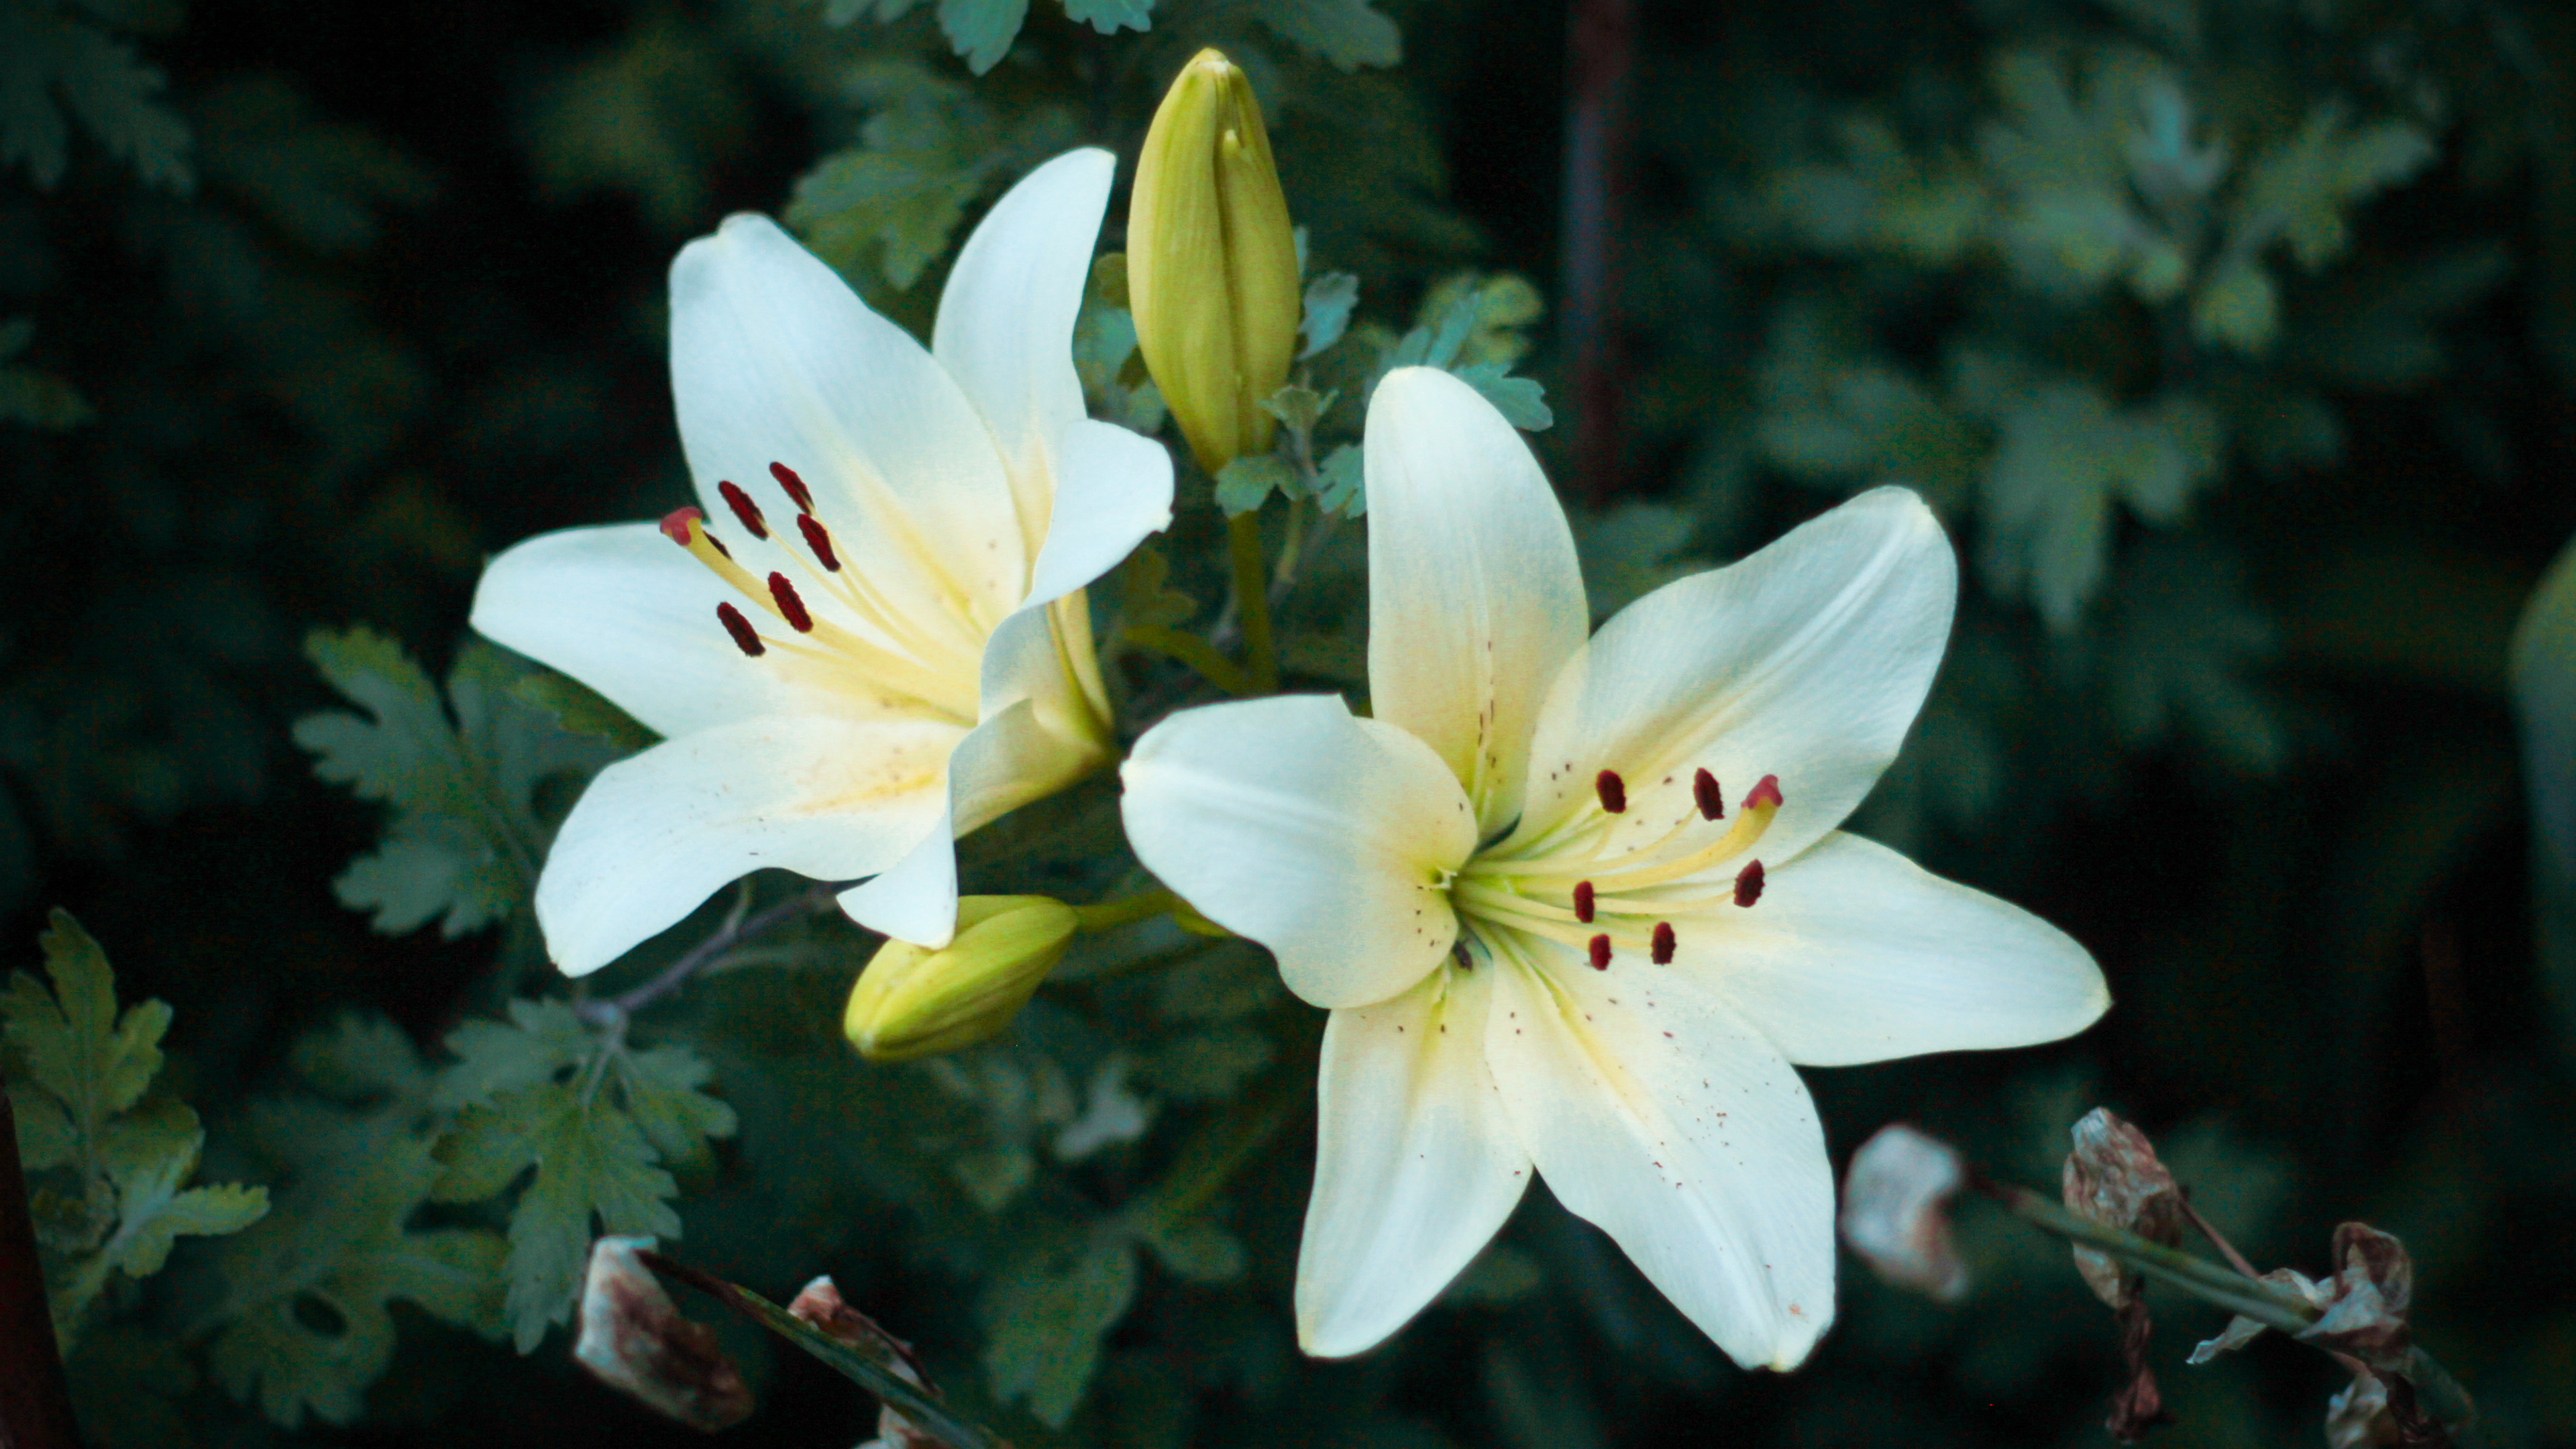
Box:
[1364,368,1588,837]
[1120,694,1477,1009]
[537,714,962,975]
[1483,943,1836,1371]
[1297,965,1529,1358]
[1674,831,2108,1066]
[1509,486,1953,865]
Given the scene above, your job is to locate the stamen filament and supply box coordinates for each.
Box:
[1580,797,1778,894]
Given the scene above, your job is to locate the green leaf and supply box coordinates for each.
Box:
[0,5,193,191]
[1299,272,1359,358]
[1450,363,1551,430]
[195,75,434,255]
[508,669,657,752]
[1259,384,1336,436]
[1214,455,1298,517]
[0,318,93,429]
[939,0,1029,74]
[1118,543,1197,632]
[93,1101,266,1282]
[209,1134,505,1427]
[1061,0,1150,34]
[3,910,168,1172]
[428,1003,734,1350]
[518,12,750,231]
[981,1228,1139,1428]
[1136,1214,1246,1284]
[1314,443,1365,517]
[1256,0,1401,70]
[437,1080,681,1350]
[294,630,614,938]
[1976,380,2222,631]
[2237,105,2435,271]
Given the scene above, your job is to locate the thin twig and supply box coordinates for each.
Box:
[575,880,849,1027]
[2179,1195,2261,1279]
[0,1095,80,1449]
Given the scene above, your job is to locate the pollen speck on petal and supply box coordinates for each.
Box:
[767,572,814,633]
[1595,769,1627,814]
[769,461,814,513]
[796,513,841,571]
[1588,934,1612,969]
[1573,880,1596,923]
[1693,768,1725,820]
[715,602,764,657]
[1734,859,1766,908]
[718,480,770,539]
[1651,921,1676,965]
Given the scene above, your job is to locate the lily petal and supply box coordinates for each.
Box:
[1513,487,1954,863]
[1022,417,1174,612]
[1299,965,1532,1358]
[669,214,1026,636]
[1486,941,1837,1371]
[1122,694,1477,1008]
[839,697,1066,947]
[470,521,804,738]
[932,147,1114,557]
[537,714,961,975]
[1677,831,2107,1066]
[1364,368,1588,837]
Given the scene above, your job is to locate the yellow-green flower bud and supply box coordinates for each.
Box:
[843,896,1078,1061]
[1129,48,1302,474]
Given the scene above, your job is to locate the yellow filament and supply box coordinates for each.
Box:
[1581,800,1776,894]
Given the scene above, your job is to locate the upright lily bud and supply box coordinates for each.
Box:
[844,896,1079,1061]
[1129,48,1301,473]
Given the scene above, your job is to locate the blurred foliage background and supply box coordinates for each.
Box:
[1,0,2572,1443]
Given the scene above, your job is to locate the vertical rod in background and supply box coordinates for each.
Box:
[0,1095,80,1448]
[1564,0,1634,502]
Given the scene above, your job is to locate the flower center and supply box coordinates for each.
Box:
[661,462,980,724]
[1450,766,1778,971]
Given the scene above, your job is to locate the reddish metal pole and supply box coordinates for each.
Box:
[0,1095,79,1449]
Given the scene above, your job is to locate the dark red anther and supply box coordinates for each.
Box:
[767,572,814,633]
[1693,768,1724,820]
[796,513,841,572]
[1572,880,1596,923]
[1594,769,1627,814]
[1650,921,1676,965]
[718,480,770,539]
[659,506,705,547]
[1743,774,1783,812]
[769,461,814,513]
[1587,934,1613,970]
[716,602,764,657]
[1734,859,1766,908]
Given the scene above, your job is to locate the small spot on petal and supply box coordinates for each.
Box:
[1734,859,1766,908]
[1595,769,1627,814]
[1573,881,1596,923]
[1588,934,1612,970]
[1694,768,1725,820]
[716,602,763,657]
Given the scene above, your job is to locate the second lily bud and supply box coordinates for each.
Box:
[1129,47,1302,474]
[844,896,1079,1061]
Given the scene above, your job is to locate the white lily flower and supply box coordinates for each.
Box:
[1119,368,2106,1368]
[472,149,1173,971]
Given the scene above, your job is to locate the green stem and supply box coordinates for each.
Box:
[1978,1181,2479,1432]
[1227,511,1279,692]
[1071,888,1180,934]
[1122,623,1255,696]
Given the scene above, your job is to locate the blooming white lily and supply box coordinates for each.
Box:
[472,149,1172,971]
[1119,368,2106,1368]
